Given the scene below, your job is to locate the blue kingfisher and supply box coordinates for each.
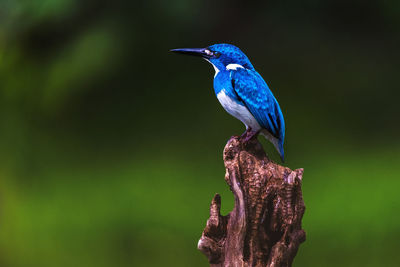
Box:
[171,44,285,162]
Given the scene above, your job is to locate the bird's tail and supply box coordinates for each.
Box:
[260,130,285,163]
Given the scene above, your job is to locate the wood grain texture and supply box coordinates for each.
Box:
[198,137,305,267]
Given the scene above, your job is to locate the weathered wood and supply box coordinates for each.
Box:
[198,136,305,267]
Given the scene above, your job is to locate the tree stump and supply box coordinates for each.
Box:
[198,136,306,267]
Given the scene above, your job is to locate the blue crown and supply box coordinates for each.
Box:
[208,43,254,70]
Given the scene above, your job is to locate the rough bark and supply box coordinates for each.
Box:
[198,137,306,267]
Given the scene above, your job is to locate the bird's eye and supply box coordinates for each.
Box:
[205,49,213,56]
[205,49,221,58]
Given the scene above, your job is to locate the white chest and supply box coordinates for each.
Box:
[216,90,261,130]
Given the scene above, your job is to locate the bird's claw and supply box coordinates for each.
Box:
[240,127,260,143]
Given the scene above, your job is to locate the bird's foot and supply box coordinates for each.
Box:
[240,127,252,138]
[240,128,260,143]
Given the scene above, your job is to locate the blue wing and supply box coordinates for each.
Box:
[230,68,285,143]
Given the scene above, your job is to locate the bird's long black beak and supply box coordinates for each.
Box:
[170,48,210,59]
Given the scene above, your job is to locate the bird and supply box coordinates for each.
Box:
[171,43,285,162]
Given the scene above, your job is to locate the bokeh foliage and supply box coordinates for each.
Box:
[0,0,399,266]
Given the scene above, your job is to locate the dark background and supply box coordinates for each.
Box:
[0,0,399,266]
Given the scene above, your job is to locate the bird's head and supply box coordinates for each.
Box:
[171,43,254,74]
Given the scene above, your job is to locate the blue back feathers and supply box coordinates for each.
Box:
[231,68,285,141]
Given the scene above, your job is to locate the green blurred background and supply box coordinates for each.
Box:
[0,0,399,266]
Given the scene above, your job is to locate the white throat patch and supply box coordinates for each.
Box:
[211,63,220,77]
[204,59,220,77]
[226,64,244,70]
